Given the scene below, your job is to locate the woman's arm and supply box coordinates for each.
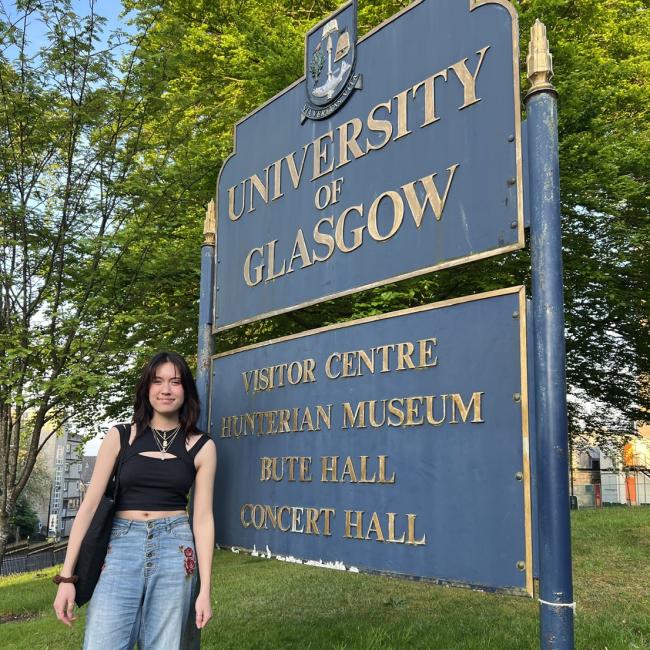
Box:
[192,438,217,629]
[53,426,121,625]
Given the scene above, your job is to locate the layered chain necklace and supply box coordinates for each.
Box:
[150,424,181,460]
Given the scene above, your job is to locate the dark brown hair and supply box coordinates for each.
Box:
[133,351,200,438]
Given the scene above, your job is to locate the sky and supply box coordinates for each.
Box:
[2,0,133,54]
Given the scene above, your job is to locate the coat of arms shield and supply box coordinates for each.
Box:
[303,0,360,120]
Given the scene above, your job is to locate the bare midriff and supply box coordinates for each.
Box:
[115,510,187,521]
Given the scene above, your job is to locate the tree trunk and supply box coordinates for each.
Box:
[0,508,11,567]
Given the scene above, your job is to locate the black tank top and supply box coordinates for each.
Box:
[116,426,210,511]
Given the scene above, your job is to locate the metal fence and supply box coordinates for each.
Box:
[1,543,67,577]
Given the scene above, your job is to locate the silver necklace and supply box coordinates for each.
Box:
[150,424,181,460]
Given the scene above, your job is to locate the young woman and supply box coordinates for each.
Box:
[52,351,217,649]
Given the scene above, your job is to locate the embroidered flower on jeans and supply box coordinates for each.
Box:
[180,545,195,576]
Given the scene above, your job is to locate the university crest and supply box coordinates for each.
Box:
[302,0,361,121]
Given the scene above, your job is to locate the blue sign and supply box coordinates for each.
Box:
[214,0,524,331]
[210,287,533,594]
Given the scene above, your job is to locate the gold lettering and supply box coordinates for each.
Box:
[418,338,438,368]
[228,182,245,221]
[301,407,315,431]
[366,101,393,151]
[312,131,335,180]
[337,118,366,168]
[266,239,286,281]
[220,416,232,438]
[291,507,304,533]
[243,246,264,287]
[406,513,426,545]
[278,506,291,532]
[367,191,404,242]
[286,145,310,189]
[321,455,339,482]
[270,159,283,201]
[387,398,405,426]
[401,165,460,226]
[252,505,265,529]
[368,400,386,428]
[359,455,376,483]
[341,351,357,377]
[299,456,312,482]
[286,229,313,273]
[313,216,336,262]
[248,169,270,213]
[365,512,385,542]
[358,349,374,375]
[450,392,485,423]
[344,510,364,540]
[411,69,448,127]
[264,504,277,529]
[342,401,366,429]
[405,397,425,426]
[305,507,320,535]
[340,456,358,483]
[297,361,313,387]
[240,504,252,528]
[325,352,341,379]
[387,513,405,544]
[449,46,490,109]
[315,403,331,430]
[378,455,396,483]
[393,89,412,140]
[335,205,365,252]
[321,508,335,536]
[426,394,448,425]
[397,341,416,370]
[278,409,291,433]
[260,457,272,481]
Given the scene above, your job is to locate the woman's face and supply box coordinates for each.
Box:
[148,361,185,418]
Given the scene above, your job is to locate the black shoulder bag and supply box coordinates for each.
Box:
[75,423,130,607]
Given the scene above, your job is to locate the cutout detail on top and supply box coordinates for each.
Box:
[139,451,178,460]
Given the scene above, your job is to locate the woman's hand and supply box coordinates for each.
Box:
[195,589,213,629]
[53,583,77,627]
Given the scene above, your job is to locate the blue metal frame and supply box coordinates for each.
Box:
[527,87,575,647]
[183,238,216,650]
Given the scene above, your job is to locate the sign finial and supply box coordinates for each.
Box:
[204,199,216,246]
[526,20,555,97]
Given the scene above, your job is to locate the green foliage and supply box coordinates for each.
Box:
[9,496,38,540]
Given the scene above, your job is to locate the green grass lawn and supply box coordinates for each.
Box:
[1,508,648,649]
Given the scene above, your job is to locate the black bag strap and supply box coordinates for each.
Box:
[108,423,131,500]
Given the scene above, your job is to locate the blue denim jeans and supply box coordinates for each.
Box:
[83,515,197,650]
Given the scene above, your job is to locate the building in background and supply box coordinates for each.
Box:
[80,455,97,503]
[48,430,84,538]
[570,424,650,508]
[32,425,58,535]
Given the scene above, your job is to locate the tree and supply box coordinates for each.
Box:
[0,0,165,561]
[9,495,38,541]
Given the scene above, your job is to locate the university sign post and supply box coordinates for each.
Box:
[196,1,574,647]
